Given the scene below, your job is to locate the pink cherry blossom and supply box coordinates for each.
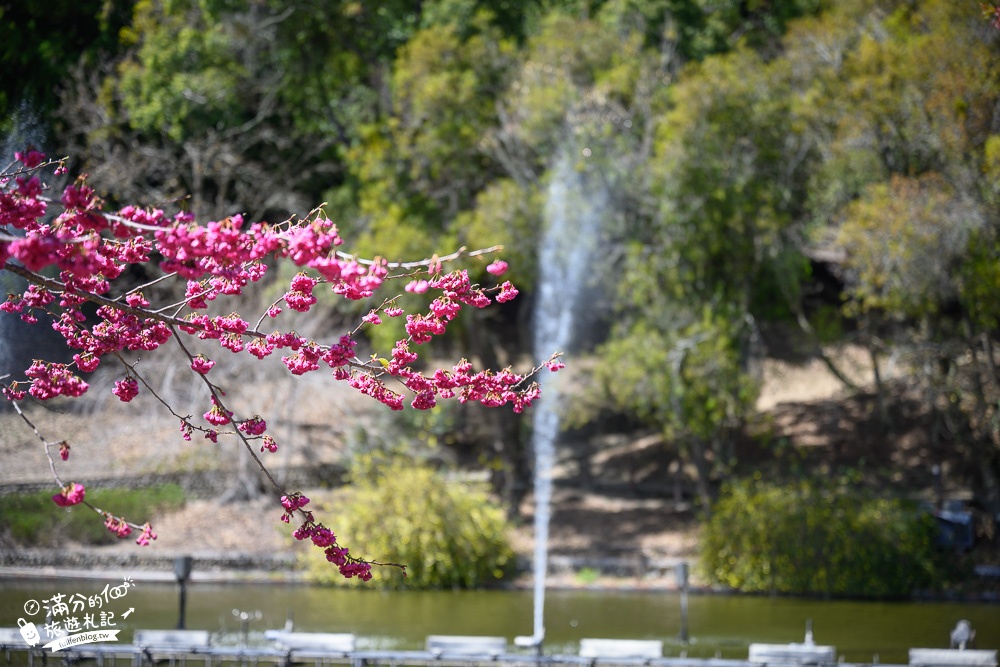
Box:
[260,435,278,453]
[204,403,232,425]
[239,415,267,436]
[135,523,157,546]
[496,281,519,303]
[112,377,140,402]
[52,482,86,507]
[405,279,429,294]
[190,355,216,374]
[15,149,45,169]
[0,151,553,583]
[104,515,133,538]
[281,492,310,512]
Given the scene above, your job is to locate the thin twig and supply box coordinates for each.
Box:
[3,262,200,330]
[337,244,503,270]
[9,399,65,488]
[7,397,151,531]
[108,351,198,432]
[168,325,286,495]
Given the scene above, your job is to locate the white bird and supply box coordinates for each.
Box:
[950,620,975,650]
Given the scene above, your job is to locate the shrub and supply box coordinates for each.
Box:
[305,454,515,589]
[700,478,939,598]
[0,484,185,546]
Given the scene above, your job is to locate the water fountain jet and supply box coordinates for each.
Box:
[518,150,606,651]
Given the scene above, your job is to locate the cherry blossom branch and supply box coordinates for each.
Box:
[337,244,504,270]
[167,325,284,488]
[5,392,157,545]
[106,351,201,436]
[0,150,558,580]
[6,394,66,488]
[2,261,202,330]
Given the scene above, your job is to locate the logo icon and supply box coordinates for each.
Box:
[17,618,40,647]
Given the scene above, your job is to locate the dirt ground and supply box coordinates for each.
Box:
[0,344,984,584]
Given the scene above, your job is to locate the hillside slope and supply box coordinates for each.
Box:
[0,346,994,586]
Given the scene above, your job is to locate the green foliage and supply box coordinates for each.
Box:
[593,310,757,444]
[836,174,979,319]
[701,478,939,598]
[667,0,824,60]
[507,2,662,163]
[654,48,812,310]
[819,0,1000,325]
[11,0,1000,521]
[578,34,810,498]
[959,228,1000,332]
[535,0,823,62]
[421,0,536,40]
[0,0,131,123]
[0,484,185,547]
[345,13,516,261]
[117,0,247,142]
[305,454,515,589]
[393,402,463,450]
[457,178,544,290]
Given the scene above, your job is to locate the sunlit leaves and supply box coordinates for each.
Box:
[701,478,938,597]
[306,454,515,589]
[347,14,516,259]
[456,178,544,290]
[576,17,818,496]
[502,4,659,165]
[654,50,813,311]
[118,0,247,142]
[837,174,983,319]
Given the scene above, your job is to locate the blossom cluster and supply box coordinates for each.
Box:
[48,481,153,545]
[285,494,373,580]
[1,150,557,579]
[52,482,86,507]
[104,514,132,538]
[2,154,541,417]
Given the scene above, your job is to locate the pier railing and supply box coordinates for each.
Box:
[1,632,996,667]
[0,644,892,667]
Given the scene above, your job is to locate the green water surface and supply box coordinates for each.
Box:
[1,578,996,664]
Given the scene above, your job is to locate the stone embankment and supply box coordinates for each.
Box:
[0,547,302,583]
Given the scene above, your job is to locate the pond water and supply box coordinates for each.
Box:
[1,578,997,664]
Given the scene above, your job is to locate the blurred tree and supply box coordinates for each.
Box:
[306,452,516,589]
[0,0,132,133]
[821,0,1000,511]
[576,46,815,504]
[59,0,341,221]
[702,477,939,597]
[267,0,422,145]
[16,0,1000,517]
[347,12,517,258]
[339,10,538,513]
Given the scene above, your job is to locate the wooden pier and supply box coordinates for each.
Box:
[1,631,996,667]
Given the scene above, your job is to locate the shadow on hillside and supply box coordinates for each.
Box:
[530,378,990,559]
[741,381,977,497]
[563,379,976,501]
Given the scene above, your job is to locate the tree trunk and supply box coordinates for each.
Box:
[464,310,531,518]
[494,410,530,521]
[219,442,265,503]
[791,297,860,393]
[868,341,891,431]
[686,437,714,509]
